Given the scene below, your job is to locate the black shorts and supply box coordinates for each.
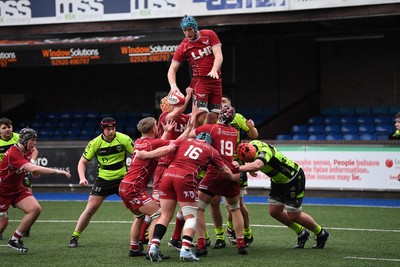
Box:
[90,177,122,197]
[269,168,306,209]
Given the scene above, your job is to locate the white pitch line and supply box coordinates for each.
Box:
[8,220,400,233]
[344,256,400,262]
[251,224,400,233]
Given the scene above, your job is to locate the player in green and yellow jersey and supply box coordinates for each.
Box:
[69,117,134,248]
[236,140,330,249]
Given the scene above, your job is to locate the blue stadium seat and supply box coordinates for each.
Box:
[276,134,292,140]
[60,111,73,119]
[35,111,48,119]
[52,127,68,140]
[308,125,324,135]
[359,133,377,140]
[79,129,93,140]
[308,116,324,126]
[39,126,54,140]
[324,125,341,134]
[70,117,85,128]
[358,125,375,133]
[44,118,59,128]
[375,125,393,134]
[32,117,46,125]
[324,116,340,125]
[86,111,101,119]
[84,118,98,129]
[19,119,33,129]
[340,116,357,125]
[66,126,81,138]
[73,111,87,119]
[342,134,360,140]
[357,116,374,125]
[341,125,358,134]
[38,132,52,141]
[92,130,101,138]
[374,116,389,125]
[309,134,325,141]
[31,121,43,131]
[291,125,308,135]
[292,134,308,140]
[376,134,389,140]
[325,134,342,140]
[47,112,61,119]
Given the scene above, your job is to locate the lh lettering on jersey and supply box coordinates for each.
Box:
[191,46,212,60]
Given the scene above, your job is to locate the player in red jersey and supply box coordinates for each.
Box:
[138,87,193,247]
[119,117,174,258]
[0,128,71,253]
[210,95,259,248]
[168,15,223,126]
[135,133,238,262]
[188,105,248,256]
[153,87,192,202]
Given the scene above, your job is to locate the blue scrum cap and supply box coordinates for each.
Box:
[196,132,212,145]
[180,15,198,33]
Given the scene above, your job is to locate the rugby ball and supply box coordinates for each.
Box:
[167,91,185,106]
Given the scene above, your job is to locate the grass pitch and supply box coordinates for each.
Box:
[1,201,399,267]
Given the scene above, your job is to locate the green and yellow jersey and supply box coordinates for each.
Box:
[0,132,19,162]
[230,113,251,145]
[83,132,134,180]
[250,140,300,184]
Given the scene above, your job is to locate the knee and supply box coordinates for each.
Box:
[210,201,220,208]
[0,211,8,219]
[29,205,42,216]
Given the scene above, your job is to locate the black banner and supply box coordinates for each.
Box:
[0,34,180,68]
[32,144,131,186]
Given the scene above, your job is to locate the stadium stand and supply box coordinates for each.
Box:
[280,106,395,141]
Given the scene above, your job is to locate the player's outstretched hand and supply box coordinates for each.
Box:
[207,70,219,79]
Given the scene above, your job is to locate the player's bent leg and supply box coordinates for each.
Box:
[69,195,106,247]
[168,210,185,250]
[226,197,247,255]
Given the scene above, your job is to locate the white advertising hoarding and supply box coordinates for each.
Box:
[0,0,399,27]
[247,146,400,191]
